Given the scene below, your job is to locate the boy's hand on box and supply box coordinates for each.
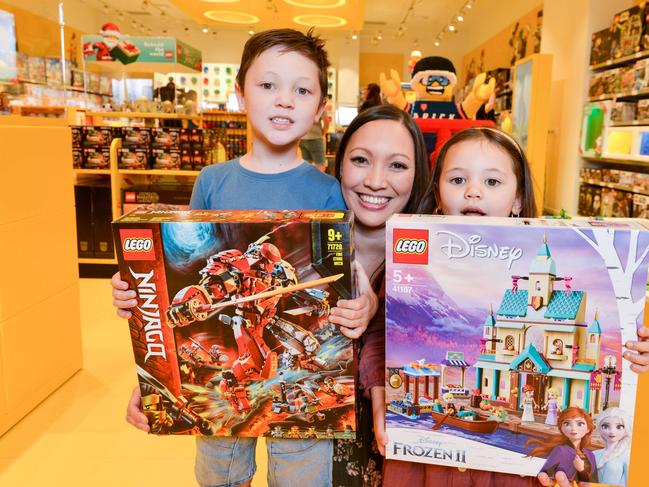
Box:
[126,386,150,432]
[371,386,388,456]
[111,271,137,319]
[624,326,649,373]
[329,261,378,339]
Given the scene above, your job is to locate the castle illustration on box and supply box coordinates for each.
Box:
[385,215,649,485]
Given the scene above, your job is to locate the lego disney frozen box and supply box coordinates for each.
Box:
[112,209,356,439]
[385,214,649,484]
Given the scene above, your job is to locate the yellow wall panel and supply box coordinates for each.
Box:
[359,52,404,89]
[1,285,81,414]
[0,124,73,226]
[0,207,78,322]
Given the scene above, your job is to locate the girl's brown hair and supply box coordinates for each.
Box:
[526,407,595,458]
[417,127,538,217]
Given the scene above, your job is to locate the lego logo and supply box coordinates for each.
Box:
[395,238,427,254]
[120,228,156,261]
[393,228,428,265]
[123,238,153,252]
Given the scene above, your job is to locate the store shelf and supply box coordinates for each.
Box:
[588,88,649,102]
[118,169,200,176]
[610,120,649,127]
[74,168,111,175]
[11,105,66,116]
[579,179,649,196]
[583,155,649,167]
[78,257,117,265]
[590,49,649,72]
[86,111,201,120]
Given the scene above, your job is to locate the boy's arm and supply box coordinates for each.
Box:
[189,170,208,210]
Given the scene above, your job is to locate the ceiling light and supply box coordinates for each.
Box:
[204,10,260,24]
[202,27,209,33]
[283,0,346,7]
[248,29,255,35]
[448,24,455,32]
[457,15,464,22]
[410,50,421,57]
[434,41,440,46]
[293,14,346,27]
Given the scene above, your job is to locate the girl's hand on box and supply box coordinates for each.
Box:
[126,386,150,432]
[111,271,137,319]
[370,386,388,456]
[624,326,649,373]
[329,261,378,339]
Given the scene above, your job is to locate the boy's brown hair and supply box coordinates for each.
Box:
[236,28,330,103]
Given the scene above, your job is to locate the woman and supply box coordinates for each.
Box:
[331,104,430,486]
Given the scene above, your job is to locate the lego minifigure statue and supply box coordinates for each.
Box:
[521,384,538,422]
[543,388,561,426]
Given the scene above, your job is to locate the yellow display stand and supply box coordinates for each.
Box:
[0,116,82,435]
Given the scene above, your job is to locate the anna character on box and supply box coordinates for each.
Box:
[528,407,599,485]
[521,384,537,422]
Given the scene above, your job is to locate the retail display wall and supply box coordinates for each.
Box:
[0,116,82,435]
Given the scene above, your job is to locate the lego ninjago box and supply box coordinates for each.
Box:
[112,209,356,439]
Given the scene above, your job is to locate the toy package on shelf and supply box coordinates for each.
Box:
[579,101,611,157]
[613,5,644,58]
[385,214,649,484]
[112,209,356,438]
[590,28,614,66]
[633,193,649,217]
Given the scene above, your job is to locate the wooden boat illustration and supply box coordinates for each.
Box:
[430,410,499,434]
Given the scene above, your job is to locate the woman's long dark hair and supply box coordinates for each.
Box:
[334,104,430,214]
[417,127,538,217]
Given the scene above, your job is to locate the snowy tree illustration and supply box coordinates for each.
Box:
[574,227,649,416]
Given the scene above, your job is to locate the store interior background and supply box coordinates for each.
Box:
[2,0,649,485]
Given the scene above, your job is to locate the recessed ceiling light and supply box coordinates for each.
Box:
[204,10,260,24]
[448,24,455,32]
[293,14,346,27]
[457,15,464,22]
[202,27,209,33]
[283,0,346,7]
[351,33,358,40]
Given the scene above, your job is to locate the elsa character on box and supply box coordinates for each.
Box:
[528,407,599,484]
[521,384,537,422]
[543,387,561,426]
[594,407,631,486]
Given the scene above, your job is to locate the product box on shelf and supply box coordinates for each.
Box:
[71,126,83,148]
[192,148,205,168]
[118,148,149,170]
[634,172,649,191]
[611,101,637,122]
[121,127,151,148]
[82,147,110,169]
[613,5,644,58]
[385,214,649,484]
[45,58,62,86]
[152,148,181,170]
[637,99,649,120]
[72,149,83,169]
[112,209,356,438]
[618,170,636,187]
[633,193,649,217]
[83,126,113,147]
[590,28,614,65]
[121,186,193,213]
[180,148,193,170]
[27,56,46,83]
[152,128,181,149]
[580,101,611,157]
[578,184,590,216]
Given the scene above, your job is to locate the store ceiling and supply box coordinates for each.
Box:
[83,0,472,41]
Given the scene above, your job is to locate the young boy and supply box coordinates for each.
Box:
[112,29,375,487]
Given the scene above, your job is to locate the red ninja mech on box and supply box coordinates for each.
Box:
[112,209,356,439]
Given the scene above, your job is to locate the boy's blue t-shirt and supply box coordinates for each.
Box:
[190,159,346,211]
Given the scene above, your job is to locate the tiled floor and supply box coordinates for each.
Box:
[0,278,266,486]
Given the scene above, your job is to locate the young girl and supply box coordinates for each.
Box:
[332,104,430,486]
[381,126,649,486]
[594,407,632,486]
[529,407,599,484]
